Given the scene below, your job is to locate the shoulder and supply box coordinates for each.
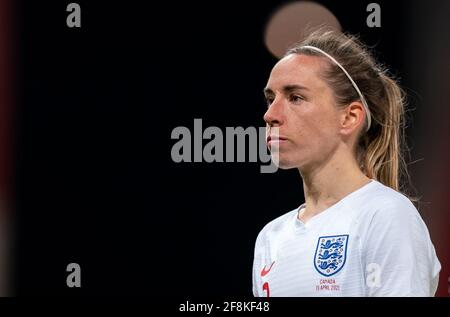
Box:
[254,208,298,248]
[353,181,433,250]
[352,180,420,225]
[371,181,419,221]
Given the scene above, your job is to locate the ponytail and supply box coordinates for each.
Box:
[362,74,407,192]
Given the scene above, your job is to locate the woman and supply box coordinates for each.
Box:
[253,29,441,297]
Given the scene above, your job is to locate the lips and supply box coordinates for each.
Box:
[267,135,287,142]
[267,135,288,149]
[267,135,288,143]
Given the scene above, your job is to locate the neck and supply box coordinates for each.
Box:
[298,146,371,221]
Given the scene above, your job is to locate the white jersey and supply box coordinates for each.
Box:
[252,180,441,297]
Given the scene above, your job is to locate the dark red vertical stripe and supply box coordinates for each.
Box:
[0,0,14,206]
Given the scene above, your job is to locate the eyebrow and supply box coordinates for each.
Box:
[263,84,310,95]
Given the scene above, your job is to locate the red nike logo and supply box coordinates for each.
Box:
[260,261,275,277]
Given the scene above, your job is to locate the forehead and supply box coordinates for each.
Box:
[266,54,329,91]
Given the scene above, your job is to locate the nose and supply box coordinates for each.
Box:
[263,98,284,127]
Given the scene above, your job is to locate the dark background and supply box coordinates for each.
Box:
[12,0,450,296]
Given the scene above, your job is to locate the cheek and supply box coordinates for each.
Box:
[308,103,339,133]
[291,109,339,151]
[290,107,325,137]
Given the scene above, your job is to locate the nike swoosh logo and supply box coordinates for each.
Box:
[260,261,275,277]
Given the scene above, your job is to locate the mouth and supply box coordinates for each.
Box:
[267,135,288,149]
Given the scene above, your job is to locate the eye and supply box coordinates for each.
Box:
[265,96,274,107]
[290,94,305,104]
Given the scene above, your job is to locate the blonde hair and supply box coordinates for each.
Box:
[287,29,414,198]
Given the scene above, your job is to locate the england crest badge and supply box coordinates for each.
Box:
[314,234,349,277]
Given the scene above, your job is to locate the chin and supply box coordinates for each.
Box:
[278,163,298,170]
[273,155,299,170]
[270,148,305,170]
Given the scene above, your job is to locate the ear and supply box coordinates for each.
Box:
[339,101,366,136]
